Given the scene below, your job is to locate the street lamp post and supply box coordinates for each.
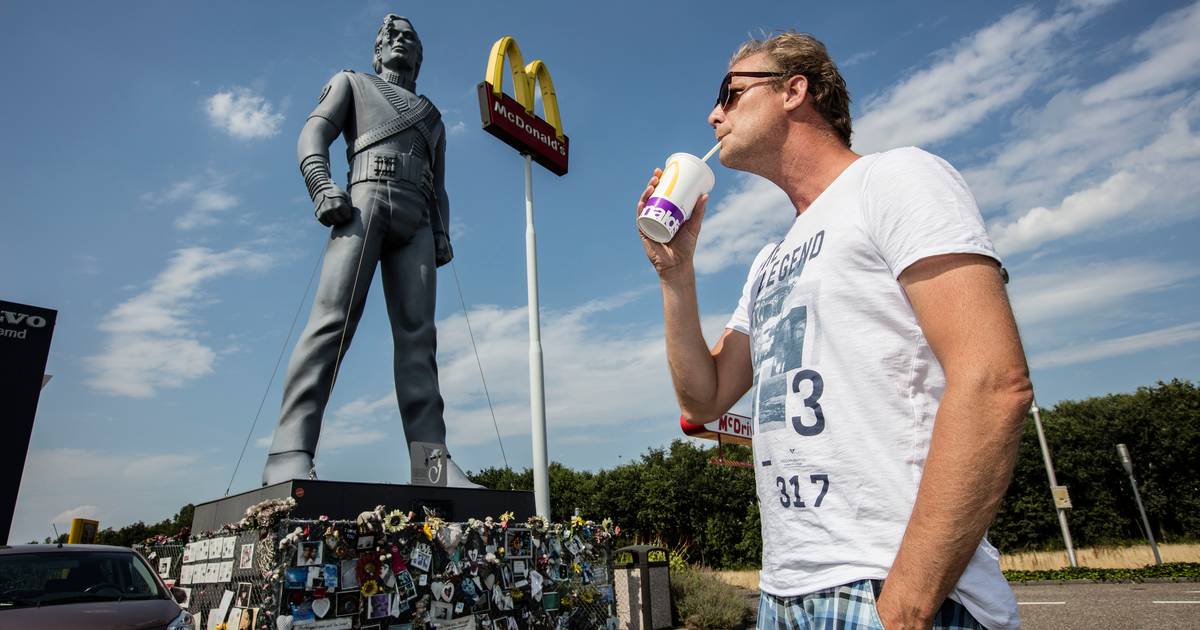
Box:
[1116,443,1162,565]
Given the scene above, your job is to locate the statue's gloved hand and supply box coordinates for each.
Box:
[314,185,353,227]
[434,233,454,267]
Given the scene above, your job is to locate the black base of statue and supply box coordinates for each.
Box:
[191,479,535,533]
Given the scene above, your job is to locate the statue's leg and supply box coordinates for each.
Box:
[380,183,481,488]
[263,184,384,486]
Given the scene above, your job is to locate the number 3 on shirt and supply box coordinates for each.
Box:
[791,369,825,436]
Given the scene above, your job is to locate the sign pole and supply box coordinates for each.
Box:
[524,154,551,518]
[1030,399,1078,568]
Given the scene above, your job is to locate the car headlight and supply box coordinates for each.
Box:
[167,609,196,630]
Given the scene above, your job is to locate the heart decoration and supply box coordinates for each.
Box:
[275,615,293,630]
[312,597,331,618]
[441,582,455,602]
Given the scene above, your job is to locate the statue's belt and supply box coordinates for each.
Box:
[348,147,433,192]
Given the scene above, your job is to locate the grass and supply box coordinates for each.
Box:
[998,542,1200,571]
[709,544,1200,590]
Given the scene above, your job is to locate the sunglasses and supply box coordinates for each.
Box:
[716,71,791,109]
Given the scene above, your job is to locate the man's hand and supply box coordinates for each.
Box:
[434,233,453,267]
[637,168,708,281]
[314,185,352,227]
[874,592,929,629]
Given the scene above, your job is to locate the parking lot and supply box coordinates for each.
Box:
[1012,582,1200,629]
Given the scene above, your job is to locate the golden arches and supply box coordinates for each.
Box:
[485,36,565,140]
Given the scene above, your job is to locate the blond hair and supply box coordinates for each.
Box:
[731,32,852,146]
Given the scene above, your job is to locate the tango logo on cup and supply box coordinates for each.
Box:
[638,152,715,243]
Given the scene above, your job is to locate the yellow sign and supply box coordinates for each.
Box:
[485,36,564,140]
[1051,485,1072,510]
[68,518,100,544]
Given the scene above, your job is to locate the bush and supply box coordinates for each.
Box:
[670,566,755,630]
[1004,562,1200,583]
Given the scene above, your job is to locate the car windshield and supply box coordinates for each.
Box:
[0,550,164,609]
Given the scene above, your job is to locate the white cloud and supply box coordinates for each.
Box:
[853,2,1110,153]
[696,1,1121,275]
[143,174,240,230]
[85,246,274,398]
[393,290,735,451]
[1009,259,1198,326]
[841,50,877,68]
[693,174,793,275]
[1030,321,1200,369]
[49,505,98,526]
[1081,1,1200,105]
[447,120,467,136]
[13,449,200,543]
[205,87,286,140]
[988,93,1200,255]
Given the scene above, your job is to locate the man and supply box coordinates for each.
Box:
[262,14,479,488]
[639,33,1030,629]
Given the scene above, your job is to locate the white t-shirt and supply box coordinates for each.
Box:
[726,147,1019,630]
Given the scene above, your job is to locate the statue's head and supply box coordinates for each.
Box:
[373,14,423,80]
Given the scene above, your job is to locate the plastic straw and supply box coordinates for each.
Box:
[702,141,721,162]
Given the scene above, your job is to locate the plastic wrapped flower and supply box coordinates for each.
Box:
[361,580,380,597]
[384,510,409,533]
[499,511,515,529]
[570,515,584,528]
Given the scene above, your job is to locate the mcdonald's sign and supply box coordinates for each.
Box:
[477,36,569,176]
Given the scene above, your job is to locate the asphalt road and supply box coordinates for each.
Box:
[1012,582,1200,629]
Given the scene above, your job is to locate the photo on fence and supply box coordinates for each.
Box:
[504,528,532,558]
[322,563,339,589]
[410,542,432,572]
[393,566,417,602]
[340,558,360,590]
[176,586,191,609]
[357,534,375,550]
[238,542,255,570]
[221,536,236,559]
[335,591,360,617]
[285,567,307,590]
[512,559,528,579]
[158,556,172,577]
[368,592,390,619]
[234,607,256,630]
[306,566,324,590]
[234,582,253,608]
[431,601,452,621]
[297,540,323,566]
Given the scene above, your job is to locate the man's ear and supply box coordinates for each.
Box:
[781,75,808,112]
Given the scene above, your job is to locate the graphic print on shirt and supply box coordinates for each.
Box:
[751,229,825,437]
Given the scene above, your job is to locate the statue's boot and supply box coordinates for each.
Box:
[262,450,315,486]
[442,457,485,489]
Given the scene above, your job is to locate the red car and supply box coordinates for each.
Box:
[0,543,194,630]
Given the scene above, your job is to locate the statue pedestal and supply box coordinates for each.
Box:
[190,479,535,532]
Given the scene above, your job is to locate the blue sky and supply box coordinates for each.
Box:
[3,0,1198,543]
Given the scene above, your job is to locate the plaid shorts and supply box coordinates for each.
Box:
[757,579,983,629]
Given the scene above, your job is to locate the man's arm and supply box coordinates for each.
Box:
[875,254,1032,629]
[638,170,753,420]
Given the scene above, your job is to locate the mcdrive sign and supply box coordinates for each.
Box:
[477,36,569,176]
[680,412,753,446]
